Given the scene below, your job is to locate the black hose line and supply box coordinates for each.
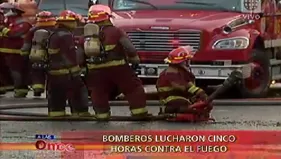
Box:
[0,115,168,121]
[0,111,48,117]
[0,99,280,111]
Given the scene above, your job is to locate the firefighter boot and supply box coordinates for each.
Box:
[68,83,91,117]
[70,103,91,117]
[32,84,45,97]
[71,104,92,117]
[47,87,70,117]
[33,91,42,97]
[48,111,70,117]
[71,112,92,117]
[14,89,28,98]
[33,88,44,97]
[94,111,111,121]
[131,107,152,119]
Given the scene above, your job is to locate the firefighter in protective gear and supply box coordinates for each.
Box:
[84,5,149,120]
[0,10,13,94]
[156,46,211,121]
[0,3,32,98]
[21,11,56,97]
[46,10,90,117]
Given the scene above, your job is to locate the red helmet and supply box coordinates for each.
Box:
[88,5,111,23]
[75,13,86,23]
[164,46,195,64]
[36,11,56,22]
[57,10,78,21]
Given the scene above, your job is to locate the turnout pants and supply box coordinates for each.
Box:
[47,74,89,116]
[86,64,147,118]
[0,54,13,93]
[4,54,29,97]
[31,68,46,94]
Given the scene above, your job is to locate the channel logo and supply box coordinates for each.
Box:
[35,134,55,140]
[35,134,75,152]
[35,140,75,152]
[241,0,261,13]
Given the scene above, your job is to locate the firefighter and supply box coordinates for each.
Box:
[84,5,149,119]
[156,46,212,121]
[0,10,13,94]
[21,11,56,97]
[0,3,32,98]
[45,10,89,117]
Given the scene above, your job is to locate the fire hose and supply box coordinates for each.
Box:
[0,70,243,121]
[1,98,281,111]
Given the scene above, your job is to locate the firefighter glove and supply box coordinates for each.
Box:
[191,89,208,103]
[197,90,208,102]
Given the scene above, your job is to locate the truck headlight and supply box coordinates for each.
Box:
[212,37,249,49]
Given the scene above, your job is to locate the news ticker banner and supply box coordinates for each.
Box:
[1,131,281,158]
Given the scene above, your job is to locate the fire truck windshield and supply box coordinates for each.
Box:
[113,0,242,12]
[38,0,89,16]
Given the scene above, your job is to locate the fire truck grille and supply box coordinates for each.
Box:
[127,30,201,52]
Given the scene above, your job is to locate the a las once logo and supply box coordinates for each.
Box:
[36,140,46,150]
[35,140,75,152]
[242,0,261,13]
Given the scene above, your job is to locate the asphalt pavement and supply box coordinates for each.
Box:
[1,91,281,158]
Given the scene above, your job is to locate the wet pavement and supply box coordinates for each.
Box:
[1,91,281,158]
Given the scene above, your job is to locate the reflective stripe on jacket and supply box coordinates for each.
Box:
[87,59,126,69]
[48,65,81,76]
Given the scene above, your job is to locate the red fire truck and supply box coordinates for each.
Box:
[89,0,281,98]
[10,0,281,98]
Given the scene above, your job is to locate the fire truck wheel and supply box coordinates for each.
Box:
[237,49,271,98]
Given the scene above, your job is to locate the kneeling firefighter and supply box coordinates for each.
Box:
[31,10,90,117]
[84,5,149,119]
[156,46,212,121]
[21,11,56,97]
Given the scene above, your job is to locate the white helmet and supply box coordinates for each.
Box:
[0,3,24,17]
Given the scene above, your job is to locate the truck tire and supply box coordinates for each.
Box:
[237,49,271,98]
